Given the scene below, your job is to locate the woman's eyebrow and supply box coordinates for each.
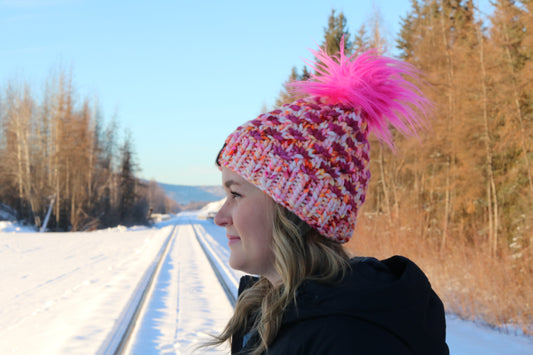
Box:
[224,180,241,189]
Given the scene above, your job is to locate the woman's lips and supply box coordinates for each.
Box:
[227,235,241,245]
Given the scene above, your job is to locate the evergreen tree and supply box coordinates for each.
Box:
[487,0,533,246]
[300,66,310,81]
[396,1,419,60]
[118,134,137,225]
[274,9,352,107]
[275,67,301,108]
[353,24,370,53]
[391,0,481,248]
[321,10,353,55]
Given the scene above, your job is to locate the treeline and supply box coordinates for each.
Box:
[378,0,533,330]
[0,70,177,231]
[281,0,533,257]
[387,0,533,256]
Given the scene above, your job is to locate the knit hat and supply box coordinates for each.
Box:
[217,41,430,243]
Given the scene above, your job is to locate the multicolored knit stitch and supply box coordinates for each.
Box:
[218,40,430,243]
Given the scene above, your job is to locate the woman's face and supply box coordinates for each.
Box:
[214,167,279,283]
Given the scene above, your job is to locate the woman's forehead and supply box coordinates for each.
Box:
[221,167,248,186]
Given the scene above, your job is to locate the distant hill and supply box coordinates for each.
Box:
[158,183,225,206]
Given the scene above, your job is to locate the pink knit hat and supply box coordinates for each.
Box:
[217,41,430,243]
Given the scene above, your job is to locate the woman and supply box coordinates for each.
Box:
[210,41,449,354]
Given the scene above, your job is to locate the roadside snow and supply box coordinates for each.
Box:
[446,315,533,354]
[0,221,37,233]
[0,224,172,354]
[197,198,225,220]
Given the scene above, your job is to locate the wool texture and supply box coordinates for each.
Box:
[218,41,430,243]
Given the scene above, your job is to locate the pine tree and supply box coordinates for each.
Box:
[118,134,137,225]
[487,0,533,247]
[397,0,421,61]
[353,24,370,53]
[275,67,301,107]
[274,10,352,107]
[322,10,353,55]
[392,0,481,247]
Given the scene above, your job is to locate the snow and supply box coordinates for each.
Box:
[197,198,226,220]
[446,315,533,354]
[127,217,232,354]
[0,212,532,354]
[0,224,171,354]
[0,221,37,233]
[193,219,245,301]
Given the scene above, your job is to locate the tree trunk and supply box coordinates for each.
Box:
[477,25,499,256]
[500,15,533,196]
[378,146,392,225]
[439,0,456,250]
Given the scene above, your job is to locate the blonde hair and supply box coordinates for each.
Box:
[206,203,351,354]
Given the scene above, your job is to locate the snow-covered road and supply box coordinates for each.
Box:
[128,219,233,354]
[1,212,532,354]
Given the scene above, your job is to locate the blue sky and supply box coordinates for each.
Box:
[0,0,492,186]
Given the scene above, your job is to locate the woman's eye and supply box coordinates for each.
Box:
[230,191,241,199]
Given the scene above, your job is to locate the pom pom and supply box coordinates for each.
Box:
[290,38,431,148]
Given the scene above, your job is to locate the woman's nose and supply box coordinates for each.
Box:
[214,199,230,227]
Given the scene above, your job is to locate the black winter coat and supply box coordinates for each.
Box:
[232,256,449,355]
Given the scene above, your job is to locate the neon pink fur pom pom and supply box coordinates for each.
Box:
[290,39,431,148]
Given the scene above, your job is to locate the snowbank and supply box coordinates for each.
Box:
[197,198,225,219]
[0,221,37,233]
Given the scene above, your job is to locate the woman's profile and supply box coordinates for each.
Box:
[208,39,449,354]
